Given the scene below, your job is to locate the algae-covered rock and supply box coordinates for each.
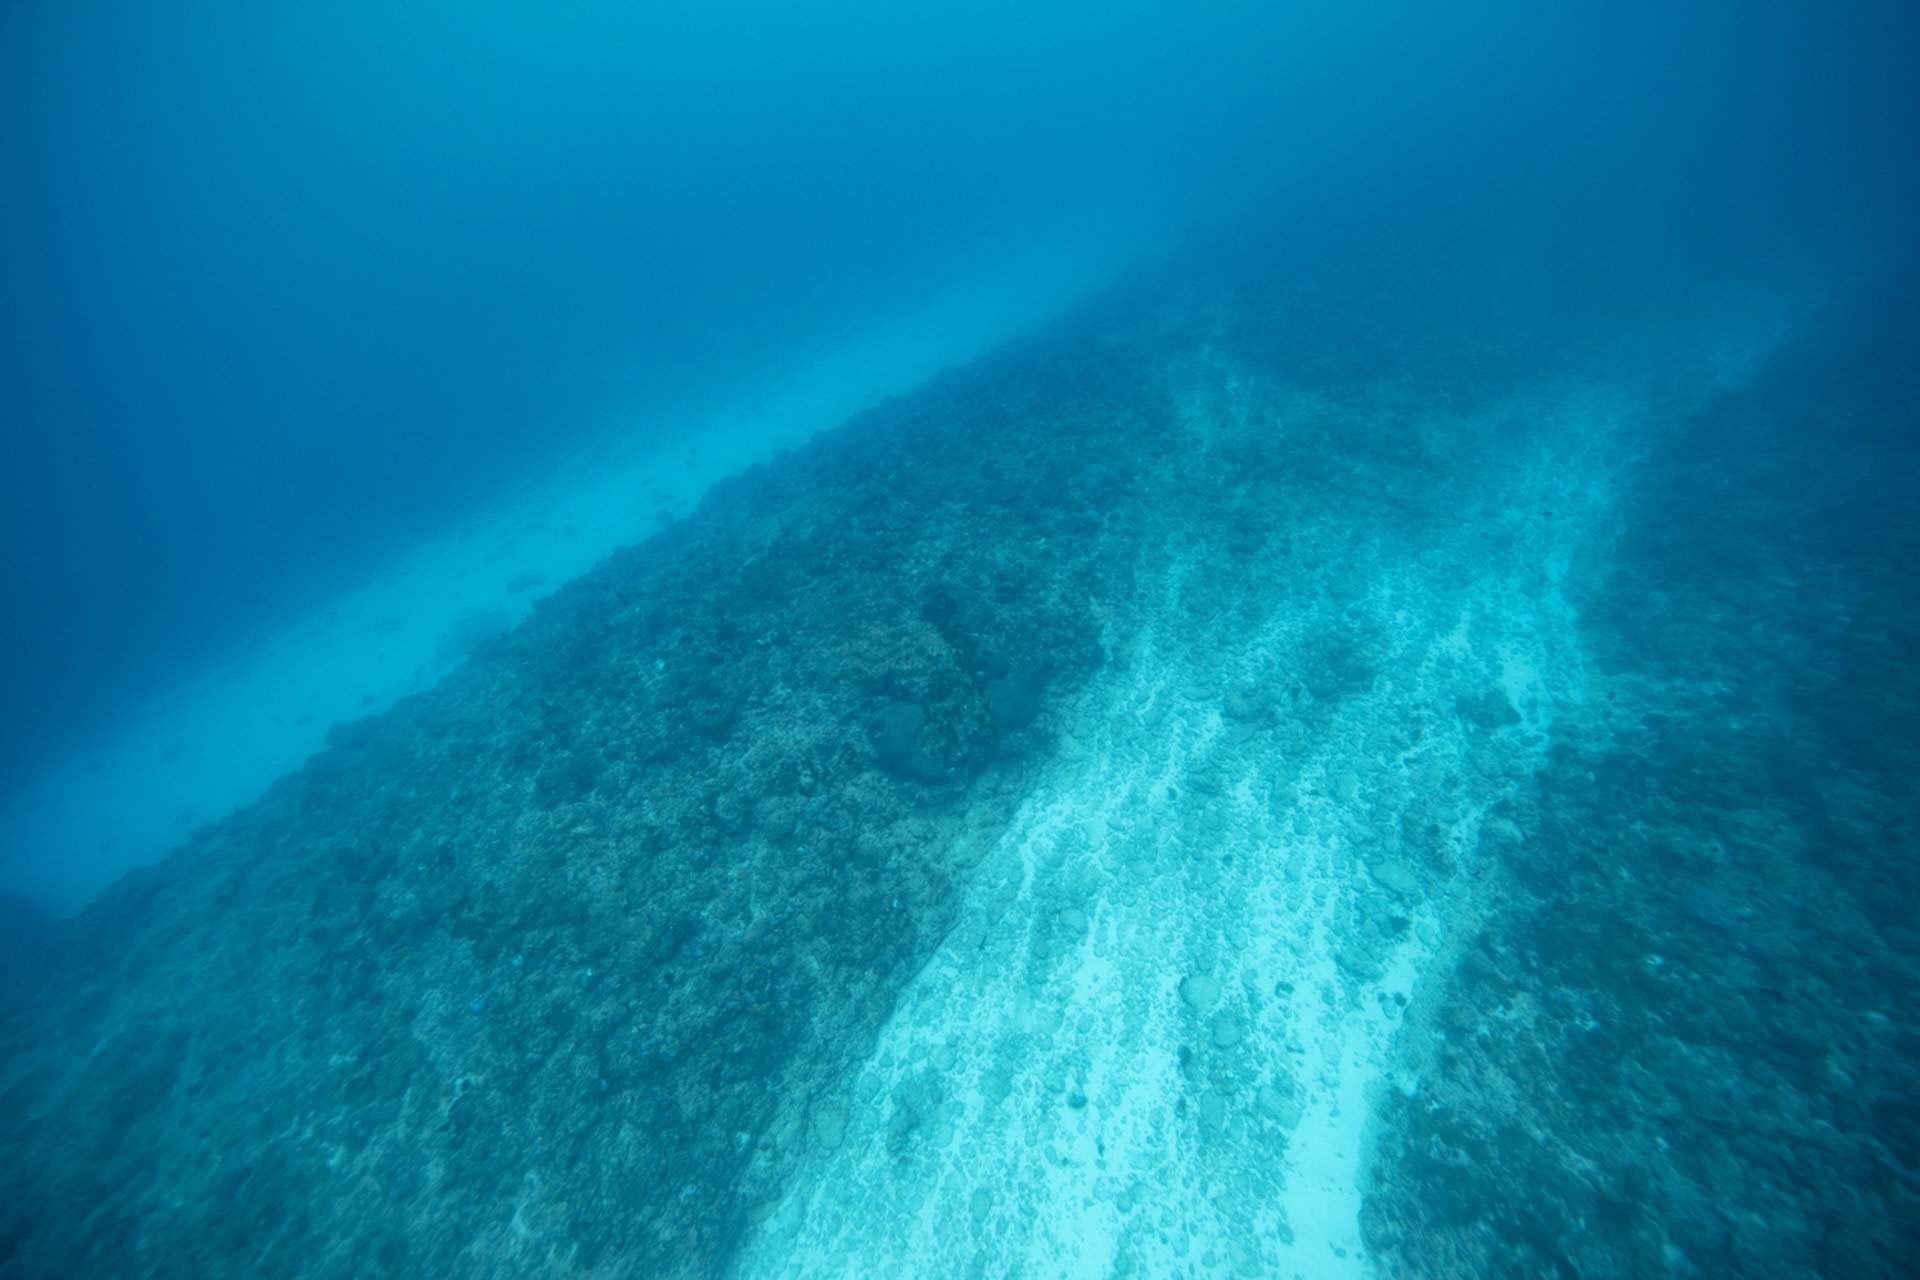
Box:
[872,700,944,782]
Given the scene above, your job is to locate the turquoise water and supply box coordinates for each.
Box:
[2,4,1917,1277]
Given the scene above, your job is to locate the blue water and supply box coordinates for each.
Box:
[2,3,1919,1277]
[3,0,1911,796]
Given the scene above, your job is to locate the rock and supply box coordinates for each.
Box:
[811,1102,848,1150]
[1257,1082,1303,1127]
[1180,974,1222,1010]
[986,664,1047,735]
[1223,688,1267,721]
[1337,943,1384,981]
[872,701,945,782]
[1371,859,1421,900]
[1484,817,1526,846]
[1456,690,1521,730]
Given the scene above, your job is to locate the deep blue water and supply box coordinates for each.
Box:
[3,1,1915,792]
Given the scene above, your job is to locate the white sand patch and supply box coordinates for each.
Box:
[0,235,1142,916]
[737,376,1638,1279]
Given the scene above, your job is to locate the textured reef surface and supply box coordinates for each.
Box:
[1360,281,1920,1278]
[1,244,1915,1279]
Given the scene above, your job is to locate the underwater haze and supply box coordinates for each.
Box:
[4,0,1910,800]
[3,1,1920,1278]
